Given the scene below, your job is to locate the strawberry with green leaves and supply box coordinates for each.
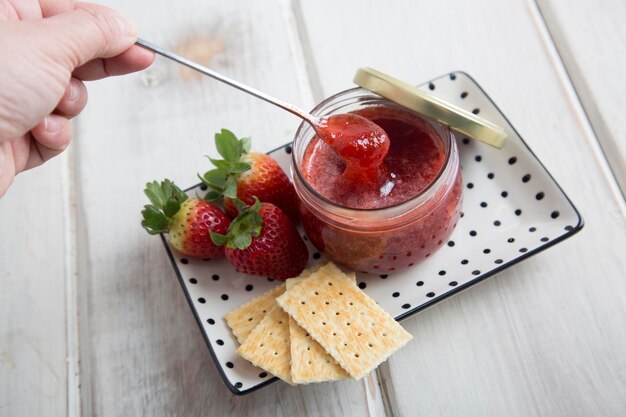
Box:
[211,199,308,280]
[200,129,300,222]
[141,179,231,258]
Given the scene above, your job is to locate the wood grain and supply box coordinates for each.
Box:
[297,0,626,416]
[0,158,69,417]
[537,0,626,198]
[71,0,378,416]
[2,0,625,415]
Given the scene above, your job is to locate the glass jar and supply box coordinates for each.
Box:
[291,87,463,273]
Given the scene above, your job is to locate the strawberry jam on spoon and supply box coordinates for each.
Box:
[315,114,390,181]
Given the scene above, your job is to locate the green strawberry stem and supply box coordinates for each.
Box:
[210,198,262,250]
[141,179,188,235]
[200,129,252,202]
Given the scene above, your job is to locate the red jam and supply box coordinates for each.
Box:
[315,113,390,182]
[294,104,463,273]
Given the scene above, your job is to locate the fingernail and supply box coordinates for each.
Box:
[44,117,59,134]
[115,15,137,38]
[68,82,80,102]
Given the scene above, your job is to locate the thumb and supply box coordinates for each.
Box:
[40,3,137,71]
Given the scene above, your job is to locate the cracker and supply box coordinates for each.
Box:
[224,283,285,344]
[277,263,412,380]
[286,276,349,384]
[236,303,293,384]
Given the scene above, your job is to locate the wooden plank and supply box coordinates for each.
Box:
[537,0,626,197]
[0,157,69,417]
[297,0,626,416]
[72,0,380,415]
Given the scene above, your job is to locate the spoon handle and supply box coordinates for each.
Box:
[136,38,316,125]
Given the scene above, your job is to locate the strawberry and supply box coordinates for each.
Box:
[141,179,231,258]
[211,199,308,280]
[200,129,300,222]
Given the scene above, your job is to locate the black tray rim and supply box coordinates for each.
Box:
[160,71,584,395]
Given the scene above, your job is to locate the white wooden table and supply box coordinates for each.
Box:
[1,0,625,416]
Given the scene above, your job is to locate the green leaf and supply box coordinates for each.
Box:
[202,169,227,189]
[233,198,249,213]
[161,179,174,200]
[144,179,187,209]
[141,205,169,234]
[210,231,229,246]
[240,137,252,154]
[233,233,252,250]
[173,185,188,203]
[223,176,238,199]
[144,181,165,208]
[209,158,230,171]
[231,162,252,173]
[163,197,181,218]
[215,129,241,163]
[203,190,222,202]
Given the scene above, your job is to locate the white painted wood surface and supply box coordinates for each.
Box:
[297,0,626,415]
[0,0,625,416]
[0,158,69,417]
[537,0,626,197]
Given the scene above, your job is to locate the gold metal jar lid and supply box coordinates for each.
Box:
[353,67,507,148]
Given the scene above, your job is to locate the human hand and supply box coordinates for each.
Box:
[0,0,154,196]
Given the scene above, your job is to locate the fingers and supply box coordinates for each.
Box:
[40,2,137,70]
[55,77,88,118]
[38,0,75,17]
[73,45,155,81]
[26,114,72,170]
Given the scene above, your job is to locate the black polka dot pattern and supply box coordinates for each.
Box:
[166,72,581,393]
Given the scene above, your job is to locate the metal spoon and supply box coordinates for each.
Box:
[135,38,322,130]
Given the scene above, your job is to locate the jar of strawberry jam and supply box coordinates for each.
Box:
[291,87,463,273]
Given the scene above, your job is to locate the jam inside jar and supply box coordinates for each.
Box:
[291,88,463,273]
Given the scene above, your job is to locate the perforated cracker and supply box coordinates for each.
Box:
[286,276,349,384]
[277,263,412,380]
[224,283,285,344]
[236,303,293,384]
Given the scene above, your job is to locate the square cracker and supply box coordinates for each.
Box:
[286,275,350,384]
[236,302,293,384]
[224,283,285,344]
[277,263,412,380]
